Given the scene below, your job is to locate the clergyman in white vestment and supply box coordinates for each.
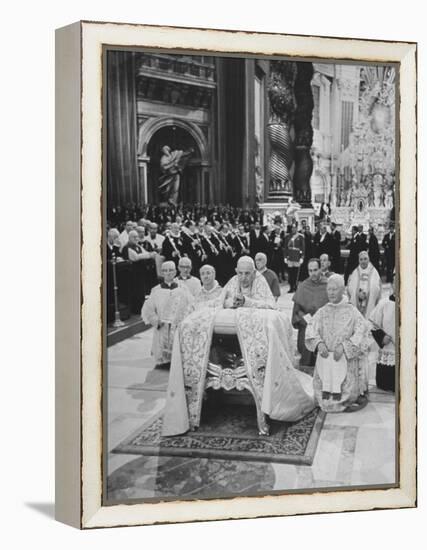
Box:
[306,274,372,412]
[141,261,194,367]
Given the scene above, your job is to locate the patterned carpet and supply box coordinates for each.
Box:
[113,401,326,465]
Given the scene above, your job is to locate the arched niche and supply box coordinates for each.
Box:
[137,117,210,205]
[138,117,208,162]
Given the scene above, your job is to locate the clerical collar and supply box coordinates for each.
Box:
[160,282,178,290]
[259,267,267,274]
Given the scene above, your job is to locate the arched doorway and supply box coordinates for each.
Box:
[147,125,202,205]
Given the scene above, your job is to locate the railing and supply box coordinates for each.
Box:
[137,53,216,84]
[107,258,158,324]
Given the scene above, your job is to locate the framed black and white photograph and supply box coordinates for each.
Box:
[55,21,417,529]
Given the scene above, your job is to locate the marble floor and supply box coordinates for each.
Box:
[106,282,396,503]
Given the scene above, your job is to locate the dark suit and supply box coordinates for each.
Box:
[107,243,121,261]
[233,233,250,258]
[313,231,334,259]
[181,231,204,275]
[330,229,342,273]
[161,233,185,265]
[284,232,305,291]
[216,232,235,284]
[121,243,153,314]
[382,231,395,282]
[367,233,380,273]
[299,230,314,281]
[249,229,269,257]
[269,231,285,280]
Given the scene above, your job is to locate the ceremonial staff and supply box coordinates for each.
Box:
[202,233,219,256]
[184,228,206,261]
[233,230,249,255]
[167,233,182,260]
[213,228,236,257]
[111,254,124,328]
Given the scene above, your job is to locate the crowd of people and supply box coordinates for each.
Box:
[107,203,395,297]
[107,204,397,416]
[107,203,264,233]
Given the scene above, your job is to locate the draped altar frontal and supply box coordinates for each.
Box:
[162,306,316,437]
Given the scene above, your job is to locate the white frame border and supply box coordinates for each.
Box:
[79,21,417,528]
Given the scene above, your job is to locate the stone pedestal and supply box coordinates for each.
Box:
[298,207,316,232]
[258,202,287,225]
[260,203,315,231]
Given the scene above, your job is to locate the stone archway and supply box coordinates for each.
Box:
[137,117,209,204]
[146,125,203,204]
[138,117,208,161]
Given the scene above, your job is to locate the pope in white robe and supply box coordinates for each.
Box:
[141,261,194,367]
[162,257,315,436]
[306,274,372,412]
[220,259,277,310]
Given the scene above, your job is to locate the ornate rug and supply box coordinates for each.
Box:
[113,402,326,465]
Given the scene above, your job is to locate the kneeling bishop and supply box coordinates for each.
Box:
[305,274,372,412]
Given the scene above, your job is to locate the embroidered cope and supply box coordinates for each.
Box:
[305,299,372,412]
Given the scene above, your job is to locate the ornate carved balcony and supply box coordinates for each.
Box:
[136,53,217,89]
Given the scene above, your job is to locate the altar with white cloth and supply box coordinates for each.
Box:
[162,306,316,437]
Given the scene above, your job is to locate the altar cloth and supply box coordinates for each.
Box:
[162,307,316,436]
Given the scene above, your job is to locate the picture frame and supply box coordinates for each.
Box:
[55,20,417,529]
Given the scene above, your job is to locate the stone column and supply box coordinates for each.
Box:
[137,156,149,203]
[106,50,139,206]
[293,62,314,207]
[266,61,297,200]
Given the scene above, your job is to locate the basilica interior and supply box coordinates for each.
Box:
[105,50,397,504]
[107,50,395,234]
